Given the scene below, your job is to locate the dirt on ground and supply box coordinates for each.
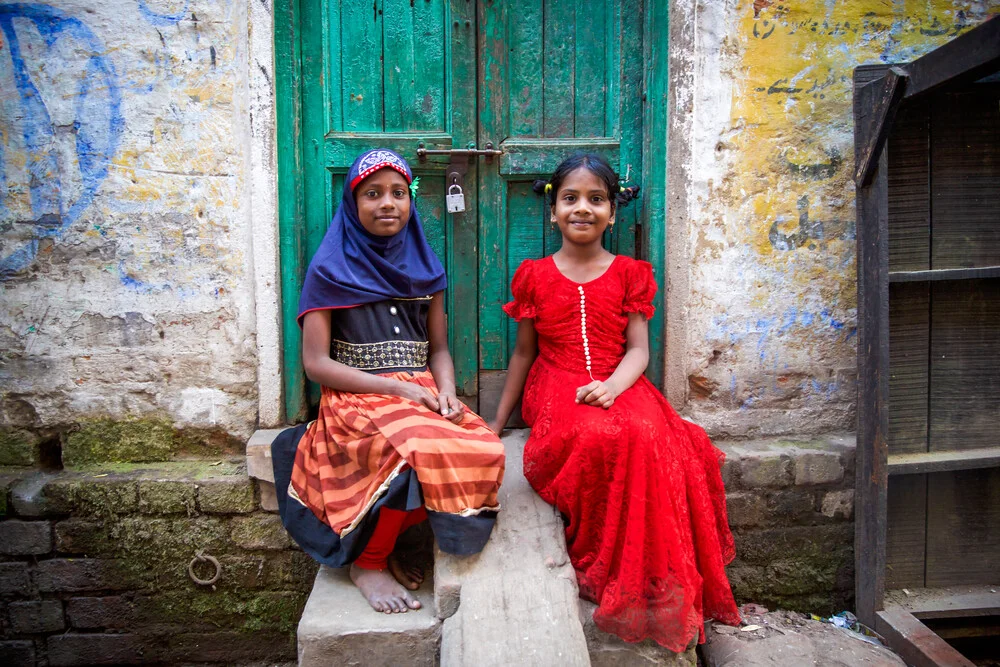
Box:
[700,605,906,667]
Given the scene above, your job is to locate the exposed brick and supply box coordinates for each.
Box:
[0,640,35,665]
[163,631,294,663]
[66,596,136,630]
[0,520,52,556]
[720,457,740,487]
[0,562,32,596]
[231,514,291,550]
[8,600,65,634]
[765,489,820,525]
[44,479,139,517]
[725,492,767,527]
[35,559,140,593]
[137,480,196,515]
[739,452,792,488]
[794,451,844,485]
[47,633,146,666]
[197,478,256,514]
[725,564,768,603]
[734,524,853,566]
[54,519,109,556]
[820,489,854,519]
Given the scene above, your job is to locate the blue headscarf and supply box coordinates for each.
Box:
[297,149,447,323]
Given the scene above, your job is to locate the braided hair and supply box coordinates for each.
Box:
[532,153,639,211]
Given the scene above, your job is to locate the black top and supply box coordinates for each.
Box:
[330,296,432,373]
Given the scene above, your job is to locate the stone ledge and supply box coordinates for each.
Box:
[716,433,855,491]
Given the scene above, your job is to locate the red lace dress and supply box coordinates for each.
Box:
[504,255,740,650]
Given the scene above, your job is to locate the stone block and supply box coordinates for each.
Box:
[0,520,52,555]
[579,600,697,666]
[0,641,35,666]
[247,428,286,483]
[137,481,196,515]
[725,564,768,603]
[265,551,319,592]
[66,596,135,630]
[820,489,854,519]
[739,452,792,488]
[794,451,844,486]
[198,477,256,514]
[720,457,740,487]
[44,479,139,517]
[765,489,819,525]
[8,600,65,633]
[725,492,767,527]
[11,472,60,518]
[437,430,590,667]
[734,524,853,567]
[55,519,109,555]
[35,559,140,593]
[258,480,279,512]
[47,633,145,666]
[231,514,291,550]
[0,562,32,596]
[298,566,439,667]
[164,631,294,663]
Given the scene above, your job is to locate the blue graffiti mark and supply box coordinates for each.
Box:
[0,131,6,216]
[0,4,123,279]
[137,0,190,27]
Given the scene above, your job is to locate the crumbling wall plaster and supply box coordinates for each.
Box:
[0,1,258,441]
[673,0,1000,438]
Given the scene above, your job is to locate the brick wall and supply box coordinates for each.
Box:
[0,462,315,666]
[719,434,855,614]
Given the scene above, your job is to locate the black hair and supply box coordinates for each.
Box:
[532,153,640,211]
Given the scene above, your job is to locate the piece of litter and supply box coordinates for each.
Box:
[93,474,108,478]
[902,588,910,596]
[991,589,996,593]
[209,461,223,466]
[741,624,762,632]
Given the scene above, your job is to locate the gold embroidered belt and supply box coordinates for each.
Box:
[333,339,429,371]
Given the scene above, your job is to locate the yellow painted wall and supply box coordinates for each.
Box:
[683,1,999,436]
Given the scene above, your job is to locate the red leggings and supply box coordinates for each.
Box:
[353,506,428,570]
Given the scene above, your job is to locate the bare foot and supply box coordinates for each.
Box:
[388,553,425,591]
[349,564,422,614]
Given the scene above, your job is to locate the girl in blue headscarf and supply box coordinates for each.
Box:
[271,149,505,614]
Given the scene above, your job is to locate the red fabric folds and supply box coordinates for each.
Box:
[505,256,740,651]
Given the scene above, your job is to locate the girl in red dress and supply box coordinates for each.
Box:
[488,154,740,651]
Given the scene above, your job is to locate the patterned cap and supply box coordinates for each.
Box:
[349,149,413,190]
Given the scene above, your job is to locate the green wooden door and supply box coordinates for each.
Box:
[477,0,647,398]
[276,0,662,422]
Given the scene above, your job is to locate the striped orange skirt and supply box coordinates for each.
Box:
[285,371,505,559]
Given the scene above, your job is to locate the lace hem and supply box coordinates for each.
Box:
[503,299,536,321]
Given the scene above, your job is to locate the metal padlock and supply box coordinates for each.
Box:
[446,184,466,213]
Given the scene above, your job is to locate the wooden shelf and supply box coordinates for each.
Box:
[885,585,1000,620]
[889,265,1000,283]
[888,447,1000,475]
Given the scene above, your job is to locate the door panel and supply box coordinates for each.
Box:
[279,0,653,421]
[283,0,478,420]
[478,0,645,372]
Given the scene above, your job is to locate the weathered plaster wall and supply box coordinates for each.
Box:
[671,0,1000,438]
[0,1,260,448]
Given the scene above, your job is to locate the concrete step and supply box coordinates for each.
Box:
[297,565,440,667]
[435,430,591,667]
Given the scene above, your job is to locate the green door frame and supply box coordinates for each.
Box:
[274,0,670,422]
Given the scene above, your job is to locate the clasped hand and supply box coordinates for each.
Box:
[575,380,617,409]
[396,382,465,423]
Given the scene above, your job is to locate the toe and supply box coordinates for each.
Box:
[403,591,422,610]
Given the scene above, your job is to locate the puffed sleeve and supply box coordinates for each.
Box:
[623,259,657,319]
[502,259,537,321]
